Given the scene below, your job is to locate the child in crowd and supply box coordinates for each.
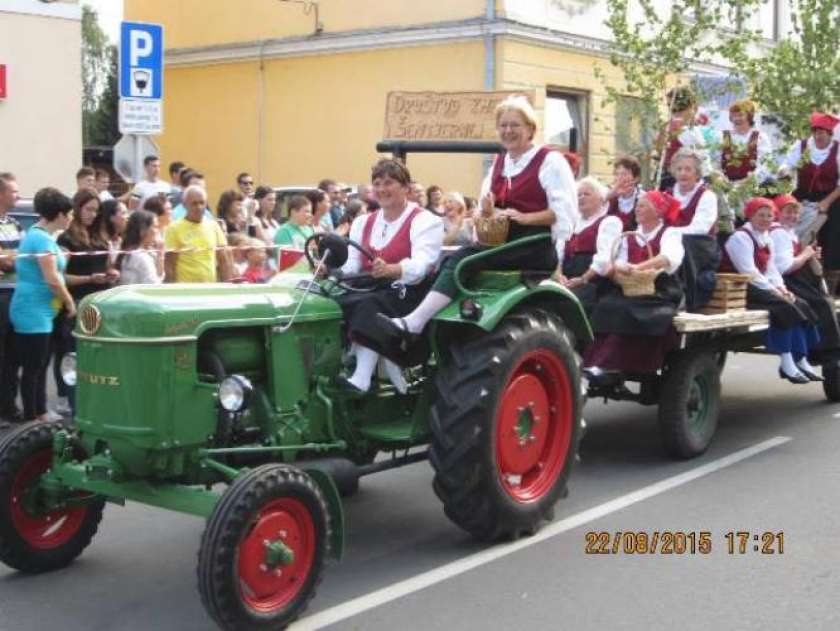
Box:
[242,238,274,283]
[226,232,249,277]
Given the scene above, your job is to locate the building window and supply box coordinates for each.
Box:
[615,95,658,183]
[545,90,589,170]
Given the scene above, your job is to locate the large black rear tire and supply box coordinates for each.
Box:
[0,422,104,573]
[658,351,721,459]
[198,465,329,631]
[430,310,582,541]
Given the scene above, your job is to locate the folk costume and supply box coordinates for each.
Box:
[336,202,443,391]
[562,210,622,313]
[606,185,642,231]
[719,100,772,184]
[668,181,721,311]
[659,125,709,191]
[784,113,840,271]
[770,194,840,362]
[431,146,576,298]
[721,198,821,383]
[584,192,685,374]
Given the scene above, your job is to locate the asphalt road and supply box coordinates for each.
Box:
[1,352,838,631]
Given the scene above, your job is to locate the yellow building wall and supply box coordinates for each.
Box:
[158,41,488,201]
[124,0,487,49]
[498,39,624,182]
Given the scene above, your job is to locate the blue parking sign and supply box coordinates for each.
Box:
[119,22,163,100]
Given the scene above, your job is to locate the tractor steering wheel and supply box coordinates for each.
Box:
[304,233,378,293]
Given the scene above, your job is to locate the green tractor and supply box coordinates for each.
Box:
[0,232,589,630]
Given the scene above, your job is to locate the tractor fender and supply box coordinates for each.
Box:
[432,281,593,349]
[300,467,345,560]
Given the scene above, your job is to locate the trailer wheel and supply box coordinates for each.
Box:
[0,422,104,573]
[822,362,840,402]
[658,351,721,459]
[430,310,581,541]
[198,465,329,631]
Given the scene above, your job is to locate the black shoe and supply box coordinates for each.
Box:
[797,365,824,382]
[376,314,419,348]
[334,375,368,396]
[778,367,810,384]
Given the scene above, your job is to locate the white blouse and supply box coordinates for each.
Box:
[565,210,622,277]
[479,145,579,264]
[769,224,799,275]
[119,250,163,285]
[614,222,684,274]
[342,203,443,286]
[672,126,712,175]
[672,182,718,235]
[783,137,840,188]
[724,223,785,291]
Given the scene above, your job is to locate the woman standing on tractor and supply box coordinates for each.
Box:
[334,158,443,394]
[720,99,772,186]
[377,95,578,352]
[782,113,840,293]
[722,197,821,383]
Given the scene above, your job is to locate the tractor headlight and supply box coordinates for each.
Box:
[60,353,77,387]
[218,375,253,412]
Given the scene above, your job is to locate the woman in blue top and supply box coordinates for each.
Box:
[10,188,75,421]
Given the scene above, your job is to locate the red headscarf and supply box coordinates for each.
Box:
[772,193,800,218]
[810,112,840,133]
[743,197,775,220]
[643,190,681,224]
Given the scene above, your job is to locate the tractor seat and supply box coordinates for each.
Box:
[472,270,553,291]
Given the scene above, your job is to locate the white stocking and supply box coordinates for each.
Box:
[348,346,378,392]
[399,291,453,334]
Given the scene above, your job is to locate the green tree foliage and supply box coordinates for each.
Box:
[740,0,840,141]
[82,5,119,146]
[597,0,763,186]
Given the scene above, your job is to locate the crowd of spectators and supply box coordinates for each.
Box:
[0,157,481,424]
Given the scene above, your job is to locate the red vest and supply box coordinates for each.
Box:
[607,194,638,230]
[721,130,758,181]
[490,147,551,212]
[720,228,769,273]
[770,224,802,257]
[627,225,666,264]
[565,215,607,259]
[668,184,717,235]
[796,139,840,196]
[360,206,421,271]
[663,137,682,171]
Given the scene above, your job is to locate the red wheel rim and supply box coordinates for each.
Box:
[237,497,316,613]
[10,449,88,549]
[495,349,573,503]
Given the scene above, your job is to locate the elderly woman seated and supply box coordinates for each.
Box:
[553,176,622,313]
[722,197,822,383]
[583,191,685,382]
[770,194,840,363]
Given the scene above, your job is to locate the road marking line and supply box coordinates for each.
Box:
[293,435,791,630]
[832,412,840,418]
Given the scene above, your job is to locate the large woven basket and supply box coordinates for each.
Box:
[610,231,661,297]
[474,212,509,247]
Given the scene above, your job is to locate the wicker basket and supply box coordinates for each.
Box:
[610,231,661,297]
[474,212,509,247]
[700,272,751,315]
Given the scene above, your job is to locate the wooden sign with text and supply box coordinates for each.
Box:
[383,91,535,142]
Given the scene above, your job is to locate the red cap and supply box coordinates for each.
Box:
[772,193,800,217]
[644,190,681,224]
[743,197,775,220]
[810,112,840,132]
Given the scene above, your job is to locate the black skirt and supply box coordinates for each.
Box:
[784,266,840,357]
[796,190,840,270]
[680,235,721,312]
[745,284,817,328]
[590,273,684,337]
[336,280,429,343]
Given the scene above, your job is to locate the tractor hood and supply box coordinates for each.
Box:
[76,274,341,340]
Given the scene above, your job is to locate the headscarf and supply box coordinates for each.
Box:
[644,190,681,224]
[772,193,800,214]
[809,112,840,133]
[743,197,775,221]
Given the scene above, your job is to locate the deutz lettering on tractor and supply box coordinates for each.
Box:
[0,206,589,629]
